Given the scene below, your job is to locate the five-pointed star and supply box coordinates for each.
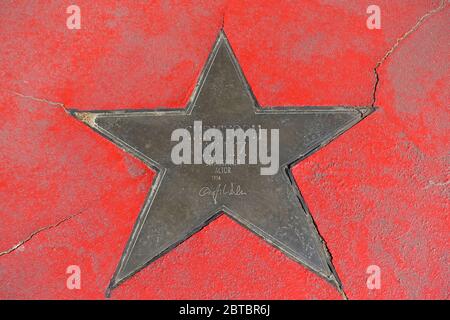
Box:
[71,31,374,296]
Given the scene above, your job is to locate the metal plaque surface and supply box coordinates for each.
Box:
[71,31,374,296]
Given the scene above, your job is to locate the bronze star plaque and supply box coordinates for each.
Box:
[71,31,374,297]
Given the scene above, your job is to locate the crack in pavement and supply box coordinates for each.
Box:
[11,90,69,113]
[0,206,88,258]
[371,0,447,107]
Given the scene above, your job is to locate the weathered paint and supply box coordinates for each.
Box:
[0,0,448,299]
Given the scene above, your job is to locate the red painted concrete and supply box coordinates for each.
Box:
[0,1,448,299]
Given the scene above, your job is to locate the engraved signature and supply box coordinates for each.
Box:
[198,183,247,204]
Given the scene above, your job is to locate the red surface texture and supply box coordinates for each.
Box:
[0,1,448,299]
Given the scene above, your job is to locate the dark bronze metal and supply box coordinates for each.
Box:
[71,31,374,296]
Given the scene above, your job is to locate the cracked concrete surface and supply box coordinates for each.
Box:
[0,1,448,299]
[0,208,86,257]
[371,0,447,107]
[11,91,67,110]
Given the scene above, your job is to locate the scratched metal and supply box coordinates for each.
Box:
[71,31,374,295]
